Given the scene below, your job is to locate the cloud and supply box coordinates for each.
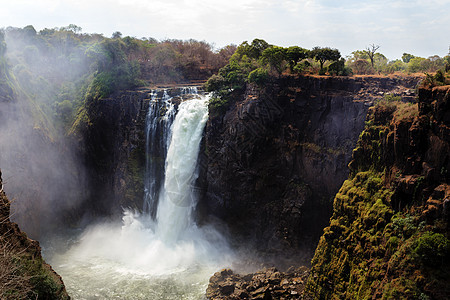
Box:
[0,0,448,59]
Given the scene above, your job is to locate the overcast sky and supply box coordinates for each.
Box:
[1,0,449,60]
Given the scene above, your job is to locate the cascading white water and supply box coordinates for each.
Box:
[156,97,209,243]
[45,90,233,299]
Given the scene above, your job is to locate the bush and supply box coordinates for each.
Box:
[208,96,229,115]
[413,232,450,266]
[248,67,269,85]
[350,59,374,74]
[383,94,402,102]
[204,74,226,92]
[328,58,352,76]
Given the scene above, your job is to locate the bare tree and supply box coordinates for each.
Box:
[365,44,380,68]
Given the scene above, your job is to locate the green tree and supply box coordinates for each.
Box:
[402,53,415,63]
[407,57,428,73]
[386,59,406,73]
[311,46,341,70]
[248,67,269,85]
[346,50,369,63]
[373,52,388,72]
[260,46,287,75]
[235,38,270,60]
[328,58,351,76]
[23,25,37,37]
[61,24,82,33]
[112,31,122,39]
[285,46,309,71]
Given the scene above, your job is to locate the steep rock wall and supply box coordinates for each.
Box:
[73,89,150,219]
[202,75,421,256]
[306,85,450,299]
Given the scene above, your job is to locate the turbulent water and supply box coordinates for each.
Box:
[47,92,233,299]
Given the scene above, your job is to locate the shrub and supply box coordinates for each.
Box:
[413,232,450,266]
[0,239,33,299]
[328,58,352,76]
[248,67,269,85]
[383,94,402,102]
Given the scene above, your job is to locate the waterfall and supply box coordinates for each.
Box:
[144,87,208,242]
[143,90,176,218]
[48,88,232,300]
[156,96,209,243]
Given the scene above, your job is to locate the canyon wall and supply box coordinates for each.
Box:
[71,76,421,257]
[202,75,420,256]
[306,84,450,299]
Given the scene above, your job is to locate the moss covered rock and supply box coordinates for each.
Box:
[306,85,450,299]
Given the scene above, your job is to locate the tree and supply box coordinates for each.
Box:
[235,39,270,60]
[351,59,373,74]
[402,53,415,63]
[61,24,82,33]
[260,46,287,75]
[23,25,37,37]
[311,47,341,70]
[364,44,380,67]
[407,57,428,73]
[346,50,369,63]
[285,46,309,71]
[112,31,122,39]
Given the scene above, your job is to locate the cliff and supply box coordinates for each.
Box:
[71,88,196,220]
[0,170,69,299]
[306,85,450,298]
[202,75,421,258]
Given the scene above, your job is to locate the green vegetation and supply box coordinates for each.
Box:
[346,46,449,75]
[204,39,345,113]
[0,224,68,299]
[311,46,341,71]
[306,95,450,299]
[2,25,235,134]
[422,69,450,87]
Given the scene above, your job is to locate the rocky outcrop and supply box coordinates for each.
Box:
[306,85,450,299]
[202,75,422,256]
[207,267,310,300]
[0,170,69,299]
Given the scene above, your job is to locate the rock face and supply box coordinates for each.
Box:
[206,267,310,300]
[306,85,450,299]
[202,75,421,255]
[73,89,150,218]
[73,88,197,220]
[0,170,69,299]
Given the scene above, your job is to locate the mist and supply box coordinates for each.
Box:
[0,25,90,238]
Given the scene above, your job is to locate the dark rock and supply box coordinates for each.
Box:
[202,75,421,256]
[219,282,235,295]
[206,266,310,299]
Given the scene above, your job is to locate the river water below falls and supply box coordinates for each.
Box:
[45,93,233,299]
[46,211,232,299]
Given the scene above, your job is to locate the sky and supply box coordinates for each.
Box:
[0,0,449,60]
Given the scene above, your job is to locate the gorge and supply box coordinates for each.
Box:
[1,27,449,299]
